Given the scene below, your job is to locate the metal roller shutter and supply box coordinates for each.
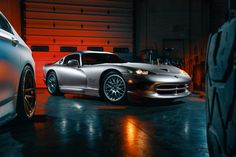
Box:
[23,0,133,87]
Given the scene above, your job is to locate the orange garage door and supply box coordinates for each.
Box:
[23,0,133,87]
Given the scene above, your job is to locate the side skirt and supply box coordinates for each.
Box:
[60,86,100,97]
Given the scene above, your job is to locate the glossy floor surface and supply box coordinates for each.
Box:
[0,89,209,157]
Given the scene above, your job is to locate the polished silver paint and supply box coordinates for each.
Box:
[0,12,35,125]
[44,51,191,101]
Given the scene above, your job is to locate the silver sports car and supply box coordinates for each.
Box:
[43,51,191,103]
[0,12,36,125]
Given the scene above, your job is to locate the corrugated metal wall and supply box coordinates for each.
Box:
[23,0,133,87]
[0,0,21,35]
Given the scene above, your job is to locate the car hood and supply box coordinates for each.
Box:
[122,62,181,74]
[97,62,181,74]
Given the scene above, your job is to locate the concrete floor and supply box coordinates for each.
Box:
[0,89,209,157]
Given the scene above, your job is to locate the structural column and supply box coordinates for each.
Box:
[229,0,236,10]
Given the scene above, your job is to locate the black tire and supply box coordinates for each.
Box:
[101,71,127,104]
[46,71,62,96]
[206,18,236,157]
[16,65,36,120]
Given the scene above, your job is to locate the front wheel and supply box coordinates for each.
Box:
[101,71,127,104]
[17,65,36,120]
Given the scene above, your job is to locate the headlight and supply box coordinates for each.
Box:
[128,69,149,75]
[179,69,188,76]
[136,69,149,75]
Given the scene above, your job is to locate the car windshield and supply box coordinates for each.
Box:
[82,53,125,65]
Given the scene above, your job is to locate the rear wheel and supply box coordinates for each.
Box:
[46,71,62,96]
[17,65,36,120]
[101,71,127,103]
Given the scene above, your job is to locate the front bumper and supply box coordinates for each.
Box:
[123,73,191,99]
[127,89,191,99]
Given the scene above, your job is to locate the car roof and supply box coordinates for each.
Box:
[73,50,114,55]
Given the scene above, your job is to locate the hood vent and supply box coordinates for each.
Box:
[160,68,169,72]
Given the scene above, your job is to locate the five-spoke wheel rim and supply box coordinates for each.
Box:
[47,73,57,94]
[103,74,126,102]
[23,69,36,118]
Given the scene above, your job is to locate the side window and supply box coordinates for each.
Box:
[82,54,98,65]
[0,15,13,34]
[63,54,80,65]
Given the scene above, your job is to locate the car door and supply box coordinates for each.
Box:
[0,13,20,118]
[56,54,87,92]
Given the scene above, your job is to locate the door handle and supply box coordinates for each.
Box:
[11,37,19,46]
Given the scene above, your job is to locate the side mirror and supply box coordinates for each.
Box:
[67,59,79,67]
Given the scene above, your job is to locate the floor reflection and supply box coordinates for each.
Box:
[122,116,152,157]
[0,90,209,157]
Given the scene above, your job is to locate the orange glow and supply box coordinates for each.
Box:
[127,79,134,84]
[121,116,151,157]
[34,89,49,115]
[0,61,18,93]
[96,105,127,110]
[187,96,205,102]
[25,0,133,87]
[192,65,203,90]
[126,118,136,147]
[34,122,45,129]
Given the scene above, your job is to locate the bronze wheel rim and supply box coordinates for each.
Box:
[23,69,36,118]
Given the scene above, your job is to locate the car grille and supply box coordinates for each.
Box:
[156,84,189,95]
